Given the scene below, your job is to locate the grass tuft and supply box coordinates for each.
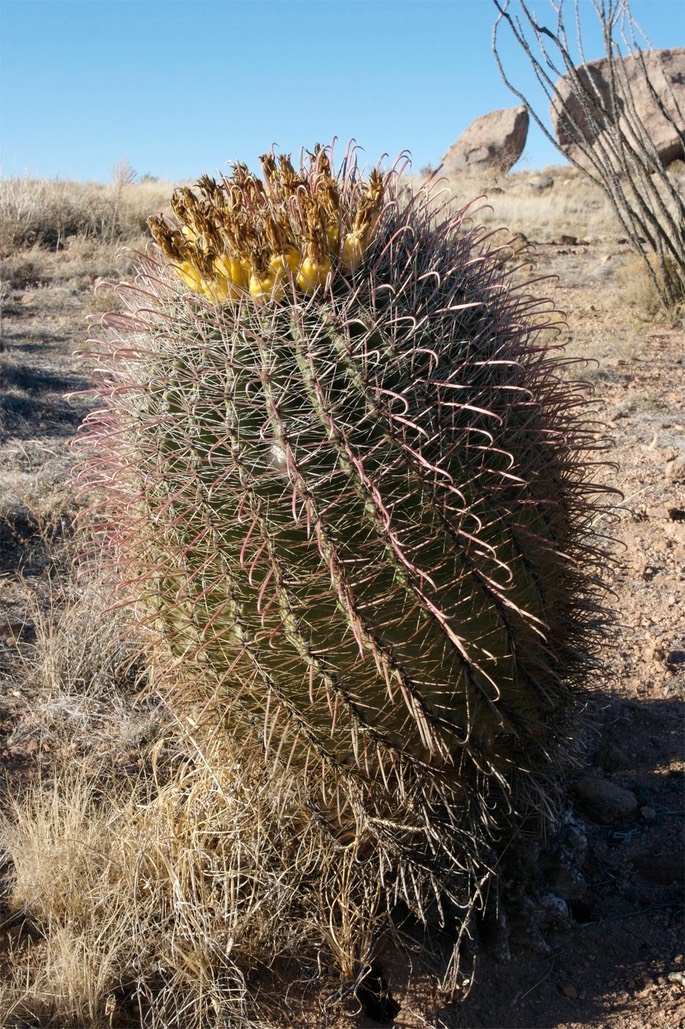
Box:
[0,555,387,1026]
[0,731,395,1026]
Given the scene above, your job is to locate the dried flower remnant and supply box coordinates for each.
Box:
[148,147,385,303]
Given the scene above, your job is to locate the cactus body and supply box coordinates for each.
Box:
[80,146,610,941]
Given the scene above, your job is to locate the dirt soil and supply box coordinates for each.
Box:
[0,236,683,1028]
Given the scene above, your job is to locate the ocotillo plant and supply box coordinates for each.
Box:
[79,143,611,974]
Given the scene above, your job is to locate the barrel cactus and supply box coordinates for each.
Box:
[80,143,610,979]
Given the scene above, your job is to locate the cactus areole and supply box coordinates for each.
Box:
[80,144,611,937]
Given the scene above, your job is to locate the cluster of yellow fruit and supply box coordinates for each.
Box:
[148,148,385,304]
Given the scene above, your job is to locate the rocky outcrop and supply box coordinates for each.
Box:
[551,48,685,168]
[441,106,529,174]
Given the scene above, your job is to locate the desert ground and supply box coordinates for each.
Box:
[0,166,683,1028]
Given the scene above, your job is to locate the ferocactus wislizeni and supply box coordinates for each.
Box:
[80,142,612,984]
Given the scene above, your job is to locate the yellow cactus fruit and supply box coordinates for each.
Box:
[174,260,205,293]
[296,255,332,294]
[269,249,301,284]
[276,249,302,275]
[340,231,365,274]
[213,254,233,281]
[202,273,234,304]
[214,255,248,296]
[238,258,251,287]
[326,222,340,254]
[249,269,285,304]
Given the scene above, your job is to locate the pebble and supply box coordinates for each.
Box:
[648,505,673,520]
[574,776,639,824]
[640,805,657,821]
[665,459,685,484]
[525,174,554,191]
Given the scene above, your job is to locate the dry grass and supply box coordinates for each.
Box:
[1,761,261,1027]
[0,175,176,319]
[616,252,685,326]
[0,542,393,1027]
[417,161,685,247]
[0,165,625,263]
[410,165,615,242]
[0,176,172,252]
[0,718,389,1027]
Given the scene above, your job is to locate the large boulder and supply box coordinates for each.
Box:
[551,47,685,168]
[441,106,529,174]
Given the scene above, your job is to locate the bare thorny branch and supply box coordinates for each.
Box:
[492,0,685,313]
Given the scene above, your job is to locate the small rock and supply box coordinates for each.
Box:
[640,806,657,821]
[648,505,673,520]
[559,234,578,245]
[526,174,554,191]
[537,893,571,929]
[561,984,578,998]
[668,971,685,988]
[574,776,638,824]
[665,459,685,484]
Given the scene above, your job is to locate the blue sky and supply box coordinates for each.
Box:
[1,0,682,182]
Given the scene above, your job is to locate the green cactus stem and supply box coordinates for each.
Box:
[77,143,613,968]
